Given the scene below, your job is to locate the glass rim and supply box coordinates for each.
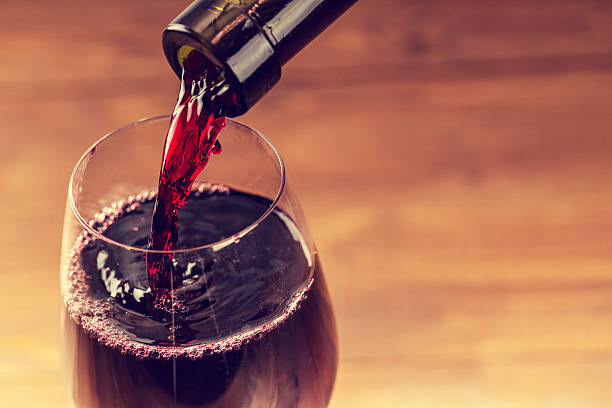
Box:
[68,115,286,254]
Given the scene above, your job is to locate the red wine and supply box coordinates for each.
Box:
[63,189,338,407]
[147,51,229,296]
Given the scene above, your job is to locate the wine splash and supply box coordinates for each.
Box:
[146,52,229,297]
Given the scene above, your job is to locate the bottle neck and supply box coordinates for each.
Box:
[162,0,357,117]
[245,0,358,66]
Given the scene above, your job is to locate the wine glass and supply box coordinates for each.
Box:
[60,116,338,407]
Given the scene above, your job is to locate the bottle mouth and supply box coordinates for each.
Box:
[163,20,281,117]
[68,115,286,254]
[167,41,246,117]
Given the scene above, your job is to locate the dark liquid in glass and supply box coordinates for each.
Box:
[63,191,338,407]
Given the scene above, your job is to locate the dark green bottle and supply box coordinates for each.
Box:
[163,0,358,116]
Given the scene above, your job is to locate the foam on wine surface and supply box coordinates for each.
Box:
[63,186,313,360]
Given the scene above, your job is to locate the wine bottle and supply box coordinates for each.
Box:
[163,0,358,116]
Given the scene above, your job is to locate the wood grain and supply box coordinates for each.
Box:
[1,0,612,406]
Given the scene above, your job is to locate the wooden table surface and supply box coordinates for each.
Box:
[2,1,612,406]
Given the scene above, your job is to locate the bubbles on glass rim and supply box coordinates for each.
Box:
[63,186,313,360]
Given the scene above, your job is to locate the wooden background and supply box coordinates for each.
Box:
[2,0,612,406]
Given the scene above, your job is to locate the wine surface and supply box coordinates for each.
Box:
[63,190,337,407]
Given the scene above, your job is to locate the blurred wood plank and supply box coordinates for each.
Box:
[1,0,612,87]
[1,0,612,407]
